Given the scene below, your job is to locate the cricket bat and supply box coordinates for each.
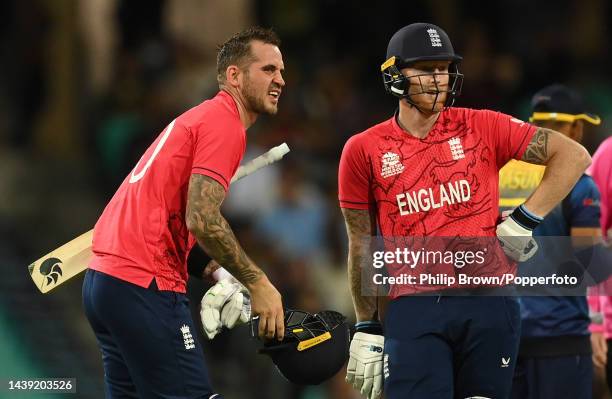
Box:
[29,143,290,293]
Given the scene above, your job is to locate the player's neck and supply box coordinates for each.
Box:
[397,101,440,139]
[222,88,258,129]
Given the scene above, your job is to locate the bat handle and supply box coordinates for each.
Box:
[268,143,290,160]
[231,142,290,182]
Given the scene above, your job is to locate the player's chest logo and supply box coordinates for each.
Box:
[447,137,465,160]
[381,152,405,178]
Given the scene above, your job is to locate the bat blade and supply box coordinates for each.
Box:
[29,230,93,293]
[29,143,289,294]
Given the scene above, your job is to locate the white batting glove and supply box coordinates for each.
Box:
[347,331,384,399]
[496,205,542,262]
[221,286,250,328]
[200,278,251,339]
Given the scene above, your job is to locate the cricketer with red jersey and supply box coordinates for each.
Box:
[339,107,536,296]
[342,23,590,399]
[90,91,245,293]
[83,28,288,399]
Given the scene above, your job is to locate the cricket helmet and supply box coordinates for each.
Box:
[382,23,463,107]
[252,309,350,385]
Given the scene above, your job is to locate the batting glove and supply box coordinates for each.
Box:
[200,278,251,339]
[496,204,543,262]
[346,321,384,399]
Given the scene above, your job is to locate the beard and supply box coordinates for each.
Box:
[407,74,450,112]
[409,90,448,113]
[242,74,278,115]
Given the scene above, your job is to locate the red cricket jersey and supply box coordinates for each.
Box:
[338,107,536,296]
[90,91,246,292]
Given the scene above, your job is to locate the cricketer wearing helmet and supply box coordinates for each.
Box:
[338,23,591,399]
[500,85,610,399]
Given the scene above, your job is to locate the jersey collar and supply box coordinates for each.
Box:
[391,109,445,141]
[217,90,241,118]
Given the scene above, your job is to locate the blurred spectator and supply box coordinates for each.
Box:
[255,162,329,262]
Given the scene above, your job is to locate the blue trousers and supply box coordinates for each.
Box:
[82,269,221,399]
[511,355,592,399]
[383,295,521,399]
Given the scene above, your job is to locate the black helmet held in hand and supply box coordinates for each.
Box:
[382,22,464,108]
[252,309,350,385]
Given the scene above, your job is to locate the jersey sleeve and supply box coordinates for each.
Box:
[471,109,537,169]
[190,118,245,191]
[568,175,602,228]
[338,134,372,209]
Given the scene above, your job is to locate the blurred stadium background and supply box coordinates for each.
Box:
[1,0,611,398]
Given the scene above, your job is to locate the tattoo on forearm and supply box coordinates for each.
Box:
[343,208,375,236]
[342,209,377,320]
[521,127,550,165]
[187,175,263,285]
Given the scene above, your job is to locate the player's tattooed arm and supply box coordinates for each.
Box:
[519,126,591,216]
[186,174,263,285]
[521,127,550,165]
[342,208,378,322]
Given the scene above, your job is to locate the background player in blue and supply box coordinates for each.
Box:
[499,84,604,399]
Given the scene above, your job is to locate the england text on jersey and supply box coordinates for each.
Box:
[396,179,471,215]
